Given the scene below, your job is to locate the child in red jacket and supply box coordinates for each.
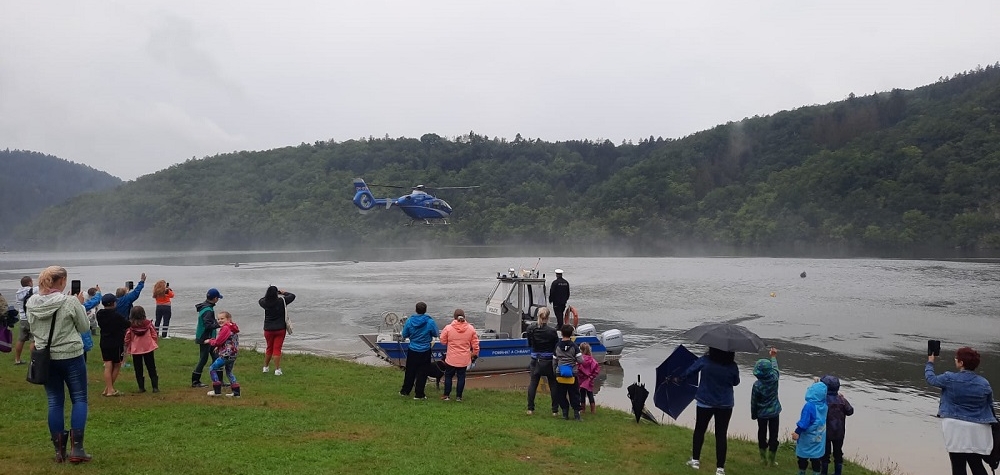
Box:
[204,311,241,397]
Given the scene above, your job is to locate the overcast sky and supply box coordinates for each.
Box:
[2,1,999,180]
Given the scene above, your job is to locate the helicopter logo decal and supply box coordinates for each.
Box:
[352,178,478,225]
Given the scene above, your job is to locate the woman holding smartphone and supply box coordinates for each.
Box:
[152,280,174,338]
[925,344,996,475]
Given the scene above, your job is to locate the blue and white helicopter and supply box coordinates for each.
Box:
[352,178,478,225]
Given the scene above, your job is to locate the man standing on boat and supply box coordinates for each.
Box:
[525,307,560,416]
[399,302,439,400]
[549,269,570,328]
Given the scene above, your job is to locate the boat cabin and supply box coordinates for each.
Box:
[484,268,548,339]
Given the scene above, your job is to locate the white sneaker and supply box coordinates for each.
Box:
[715,468,725,475]
[262,366,269,373]
[685,459,700,470]
[274,368,283,376]
[207,391,221,397]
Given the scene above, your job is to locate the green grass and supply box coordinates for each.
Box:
[0,340,890,475]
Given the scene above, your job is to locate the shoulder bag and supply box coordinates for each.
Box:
[26,309,58,384]
[282,297,293,335]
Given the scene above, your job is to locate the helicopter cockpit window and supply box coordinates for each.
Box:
[432,199,452,212]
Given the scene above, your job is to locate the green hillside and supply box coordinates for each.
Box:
[11,64,1000,255]
[0,150,122,243]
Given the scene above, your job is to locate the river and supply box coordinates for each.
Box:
[2,252,998,474]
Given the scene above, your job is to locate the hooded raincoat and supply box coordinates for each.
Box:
[440,319,480,368]
[26,292,90,361]
[401,313,438,353]
[794,381,829,459]
[125,319,160,355]
[577,354,601,392]
[750,357,781,420]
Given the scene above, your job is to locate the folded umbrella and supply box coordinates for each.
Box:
[654,344,699,419]
[626,375,653,424]
[682,322,765,353]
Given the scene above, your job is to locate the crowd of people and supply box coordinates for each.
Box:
[3,267,296,464]
[3,265,996,474]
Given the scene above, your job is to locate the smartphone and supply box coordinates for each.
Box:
[927,340,941,357]
[126,281,134,291]
[71,280,81,295]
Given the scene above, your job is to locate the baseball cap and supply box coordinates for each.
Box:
[206,288,224,300]
[101,293,117,306]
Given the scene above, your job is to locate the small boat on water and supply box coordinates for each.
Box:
[360,268,626,372]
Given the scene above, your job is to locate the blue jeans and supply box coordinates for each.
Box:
[443,365,467,398]
[44,355,88,433]
[209,356,237,384]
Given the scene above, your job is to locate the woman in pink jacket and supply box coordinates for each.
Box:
[124,306,160,393]
[439,309,479,402]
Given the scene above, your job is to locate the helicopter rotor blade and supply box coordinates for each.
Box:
[426,185,481,191]
[366,183,410,189]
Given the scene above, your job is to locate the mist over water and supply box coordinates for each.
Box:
[2,252,998,475]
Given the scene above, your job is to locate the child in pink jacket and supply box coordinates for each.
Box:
[577,342,601,414]
[124,306,160,393]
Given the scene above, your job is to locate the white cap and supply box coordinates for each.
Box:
[554,269,564,274]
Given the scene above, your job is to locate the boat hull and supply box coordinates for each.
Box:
[360,334,609,373]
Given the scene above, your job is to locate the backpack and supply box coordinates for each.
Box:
[21,288,33,315]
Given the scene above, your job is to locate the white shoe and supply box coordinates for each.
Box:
[685,459,700,470]
[715,468,725,475]
[207,391,221,397]
[274,368,283,376]
[262,366,269,373]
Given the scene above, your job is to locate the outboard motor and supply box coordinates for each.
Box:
[599,329,625,355]
[575,323,597,337]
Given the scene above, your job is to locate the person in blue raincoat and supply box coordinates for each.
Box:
[792,381,828,475]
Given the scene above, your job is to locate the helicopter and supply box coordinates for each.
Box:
[352,178,479,225]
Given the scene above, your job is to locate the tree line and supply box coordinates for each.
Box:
[9,64,1000,256]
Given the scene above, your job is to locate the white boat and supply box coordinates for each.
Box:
[359,268,625,372]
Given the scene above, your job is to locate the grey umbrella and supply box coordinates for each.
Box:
[682,322,765,353]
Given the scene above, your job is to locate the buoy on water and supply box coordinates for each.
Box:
[800,271,807,278]
[770,292,776,298]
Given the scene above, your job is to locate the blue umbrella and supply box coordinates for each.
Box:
[654,344,699,420]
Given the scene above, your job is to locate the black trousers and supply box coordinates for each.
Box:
[193,343,219,382]
[692,406,733,468]
[798,457,821,472]
[948,452,988,475]
[757,416,779,452]
[555,380,581,415]
[553,304,566,329]
[154,305,171,338]
[823,437,844,465]
[400,349,431,398]
[526,358,557,412]
[132,352,158,389]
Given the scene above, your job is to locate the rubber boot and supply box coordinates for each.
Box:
[833,464,843,475]
[573,410,582,421]
[191,371,205,387]
[230,383,241,398]
[590,402,595,414]
[136,375,146,393]
[151,375,159,393]
[767,450,777,466]
[50,431,67,463]
[68,429,91,464]
[214,369,225,386]
[759,448,767,465]
[209,382,222,396]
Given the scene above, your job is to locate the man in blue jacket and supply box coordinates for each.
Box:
[115,273,146,318]
[398,301,439,400]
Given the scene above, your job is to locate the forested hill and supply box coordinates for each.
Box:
[0,150,122,242]
[12,64,1000,255]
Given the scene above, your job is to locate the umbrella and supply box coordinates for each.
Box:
[626,375,657,424]
[654,345,699,419]
[682,322,765,353]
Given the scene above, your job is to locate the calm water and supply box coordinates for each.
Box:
[2,252,998,475]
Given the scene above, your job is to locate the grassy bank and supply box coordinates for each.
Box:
[0,339,888,475]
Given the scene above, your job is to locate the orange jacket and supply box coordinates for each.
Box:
[440,320,480,368]
[154,289,174,306]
